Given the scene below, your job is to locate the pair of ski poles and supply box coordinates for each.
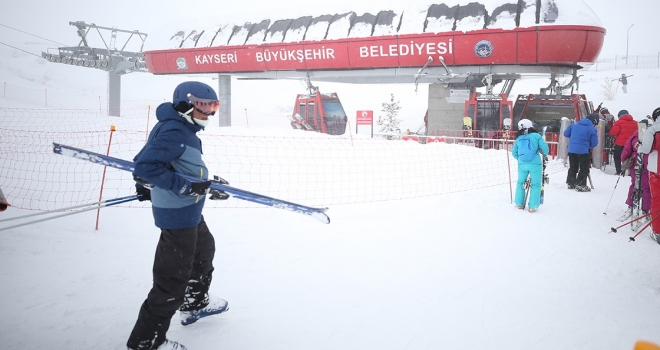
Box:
[0,195,141,232]
[609,209,660,242]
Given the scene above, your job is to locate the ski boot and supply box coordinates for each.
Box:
[575,185,591,192]
[180,296,229,326]
[617,206,633,222]
[128,339,187,350]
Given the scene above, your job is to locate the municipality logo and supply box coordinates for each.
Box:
[176,57,188,70]
[474,40,494,58]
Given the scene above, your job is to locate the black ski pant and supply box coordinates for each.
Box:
[614,145,624,175]
[127,216,215,350]
[566,153,592,187]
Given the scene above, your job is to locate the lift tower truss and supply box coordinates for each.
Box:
[41,21,148,116]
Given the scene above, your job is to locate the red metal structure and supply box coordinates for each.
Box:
[143,26,605,79]
[512,93,595,157]
[463,93,513,141]
[290,90,348,135]
[512,93,594,131]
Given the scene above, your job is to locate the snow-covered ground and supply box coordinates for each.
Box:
[1,0,660,349]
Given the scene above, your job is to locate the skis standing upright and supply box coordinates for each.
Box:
[540,126,549,204]
[631,120,649,231]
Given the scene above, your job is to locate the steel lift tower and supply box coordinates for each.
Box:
[41,21,148,116]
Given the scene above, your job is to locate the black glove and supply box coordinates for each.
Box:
[186,180,211,196]
[135,183,151,202]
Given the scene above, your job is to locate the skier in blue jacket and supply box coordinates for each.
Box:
[564,114,599,192]
[127,81,228,350]
[512,119,549,213]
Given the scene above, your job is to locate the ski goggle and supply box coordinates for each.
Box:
[188,93,219,115]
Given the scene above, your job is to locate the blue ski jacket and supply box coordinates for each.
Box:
[133,103,208,229]
[512,132,549,165]
[563,118,599,155]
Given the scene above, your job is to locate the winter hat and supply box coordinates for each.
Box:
[652,107,660,121]
[618,110,629,117]
[586,114,599,126]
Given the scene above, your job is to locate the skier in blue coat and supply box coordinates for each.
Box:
[564,114,599,192]
[127,81,228,350]
[512,119,549,213]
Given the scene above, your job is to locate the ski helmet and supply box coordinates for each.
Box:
[652,107,660,121]
[172,81,218,108]
[518,119,533,130]
[586,114,599,126]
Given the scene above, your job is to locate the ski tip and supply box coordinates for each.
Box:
[310,211,330,224]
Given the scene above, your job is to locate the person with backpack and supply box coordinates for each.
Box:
[512,119,549,213]
[564,114,599,192]
[609,109,638,175]
[638,107,660,244]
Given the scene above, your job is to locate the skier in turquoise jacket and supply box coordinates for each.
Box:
[512,119,550,213]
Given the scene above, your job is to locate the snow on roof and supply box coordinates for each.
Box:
[156,0,601,50]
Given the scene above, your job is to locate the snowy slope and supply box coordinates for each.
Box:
[1,0,660,348]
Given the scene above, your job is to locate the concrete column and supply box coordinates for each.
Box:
[592,121,605,169]
[427,83,466,135]
[216,74,231,127]
[557,118,571,165]
[108,72,121,117]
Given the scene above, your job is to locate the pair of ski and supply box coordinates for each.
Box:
[52,143,330,224]
[631,120,649,231]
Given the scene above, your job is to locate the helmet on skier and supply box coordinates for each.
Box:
[652,107,660,121]
[172,81,219,115]
[586,114,599,126]
[518,119,533,130]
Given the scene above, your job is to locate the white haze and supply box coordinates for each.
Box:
[1,1,660,349]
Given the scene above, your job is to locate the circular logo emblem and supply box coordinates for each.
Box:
[176,57,188,70]
[474,40,494,58]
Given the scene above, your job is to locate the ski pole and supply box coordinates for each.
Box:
[629,215,656,242]
[0,195,139,232]
[602,175,623,215]
[610,209,660,233]
[0,195,139,223]
[587,174,595,189]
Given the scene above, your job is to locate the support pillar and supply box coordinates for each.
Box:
[217,74,231,127]
[592,120,605,169]
[426,84,466,134]
[108,72,121,117]
[557,118,571,165]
